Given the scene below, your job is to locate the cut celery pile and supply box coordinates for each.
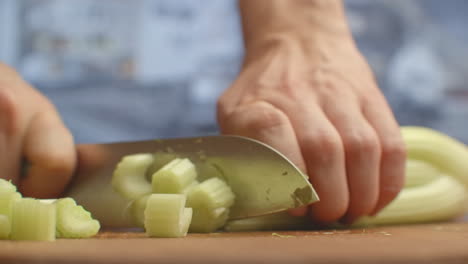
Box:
[0,179,100,240]
[144,194,192,238]
[152,158,197,194]
[11,198,56,241]
[112,153,154,200]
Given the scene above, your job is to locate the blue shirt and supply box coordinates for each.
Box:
[1,0,467,143]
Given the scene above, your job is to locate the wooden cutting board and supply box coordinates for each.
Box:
[1,222,468,264]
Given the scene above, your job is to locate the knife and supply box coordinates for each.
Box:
[65,135,319,228]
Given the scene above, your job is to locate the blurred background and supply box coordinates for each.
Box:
[0,0,467,144]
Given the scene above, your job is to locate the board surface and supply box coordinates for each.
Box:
[1,222,468,263]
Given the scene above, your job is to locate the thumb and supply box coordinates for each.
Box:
[19,109,76,198]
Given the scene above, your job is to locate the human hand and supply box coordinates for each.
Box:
[0,63,76,198]
[217,33,406,224]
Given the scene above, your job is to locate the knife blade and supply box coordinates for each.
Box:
[66,135,318,228]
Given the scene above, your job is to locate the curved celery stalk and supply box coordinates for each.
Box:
[0,214,10,239]
[405,159,441,188]
[224,211,309,232]
[402,126,468,188]
[144,194,192,238]
[112,153,154,200]
[56,198,100,238]
[355,176,468,226]
[152,158,197,194]
[0,179,17,193]
[11,198,56,241]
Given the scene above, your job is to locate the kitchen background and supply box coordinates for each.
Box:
[0,0,467,144]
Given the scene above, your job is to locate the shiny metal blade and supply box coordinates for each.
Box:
[66,135,318,227]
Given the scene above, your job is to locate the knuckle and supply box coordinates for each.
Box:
[343,131,380,156]
[303,130,342,161]
[230,101,288,132]
[381,136,407,161]
[41,148,76,177]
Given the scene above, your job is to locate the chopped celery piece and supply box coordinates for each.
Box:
[144,194,192,238]
[189,207,229,233]
[187,178,235,210]
[145,153,179,180]
[355,176,468,226]
[56,198,100,238]
[224,212,309,232]
[405,159,440,188]
[0,179,16,193]
[152,158,197,194]
[112,153,154,200]
[182,180,199,195]
[187,178,235,233]
[11,198,56,241]
[131,194,150,228]
[0,214,10,239]
[0,192,22,220]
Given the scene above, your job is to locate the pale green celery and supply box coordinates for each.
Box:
[0,192,22,220]
[186,178,235,233]
[56,198,100,238]
[0,214,10,239]
[144,194,192,238]
[224,211,309,232]
[189,207,229,233]
[145,153,179,180]
[354,176,468,226]
[152,158,197,194]
[0,179,16,193]
[11,198,56,241]
[402,126,468,188]
[112,153,154,200]
[182,180,199,195]
[404,159,441,188]
[131,194,150,228]
[187,178,235,210]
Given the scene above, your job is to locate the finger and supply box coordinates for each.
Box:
[0,89,22,184]
[20,109,76,198]
[219,101,308,216]
[362,95,406,215]
[324,102,381,224]
[285,103,349,223]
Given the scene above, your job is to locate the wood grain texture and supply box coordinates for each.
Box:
[1,222,468,264]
